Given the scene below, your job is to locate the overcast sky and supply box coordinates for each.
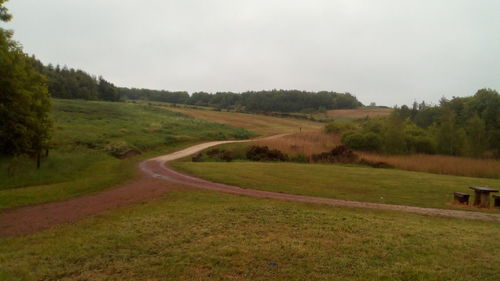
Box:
[4,0,500,106]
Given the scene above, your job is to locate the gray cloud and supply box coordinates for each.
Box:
[5,0,500,106]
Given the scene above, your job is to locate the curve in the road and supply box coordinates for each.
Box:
[1,135,499,237]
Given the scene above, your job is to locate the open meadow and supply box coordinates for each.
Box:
[1,190,498,281]
[165,106,322,135]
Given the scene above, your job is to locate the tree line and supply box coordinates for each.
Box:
[31,60,120,102]
[27,59,365,113]
[119,88,362,112]
[331,88,500,158]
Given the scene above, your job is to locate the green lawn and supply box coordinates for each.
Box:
[0,99,253,210]
[0,191,498,281]
[171,161,500,210]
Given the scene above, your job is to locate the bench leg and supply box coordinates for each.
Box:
[473,191,481,206]
[479,192,490,208]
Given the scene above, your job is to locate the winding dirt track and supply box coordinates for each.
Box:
[1,136,499,237]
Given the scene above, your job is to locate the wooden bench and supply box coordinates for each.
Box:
[493,195,500,208]
[453,192,470,205]
[469,186,499,208]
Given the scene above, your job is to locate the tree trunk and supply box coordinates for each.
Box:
[36,152,41,169]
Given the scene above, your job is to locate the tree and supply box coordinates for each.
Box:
[0,0,52,167]
[464,114,487,157]
[98,77,120,101]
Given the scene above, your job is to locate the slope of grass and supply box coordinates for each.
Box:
[0,191,498,281]
[166,106,322,135]
[171,161,500,210]
[328,108,392,121]
[0,99,253,210]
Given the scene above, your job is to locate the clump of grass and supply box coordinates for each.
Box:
[358,153,500,179]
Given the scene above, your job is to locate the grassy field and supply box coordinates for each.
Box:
[328,108,392,121]
[172,161,500,210]
[165,106,322,135]
[0,99,252,210]
[0,190,498,281]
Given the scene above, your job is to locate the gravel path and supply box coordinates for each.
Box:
[1,136,498,237]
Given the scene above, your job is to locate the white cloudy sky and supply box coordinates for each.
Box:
[4,0,500,106]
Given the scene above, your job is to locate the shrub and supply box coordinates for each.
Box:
[246,146,289,162]
[311,145,358,163]
[341,132,382,151]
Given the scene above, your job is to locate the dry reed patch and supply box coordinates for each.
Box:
[166,107,322,135]
[328,108,392,119]
[358,153,500,179]
[254,131,341,160]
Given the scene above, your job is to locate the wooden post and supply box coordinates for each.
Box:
[473,190,481,206]
[479,192,490,208]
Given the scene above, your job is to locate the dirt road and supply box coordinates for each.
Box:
[1,136,499,237]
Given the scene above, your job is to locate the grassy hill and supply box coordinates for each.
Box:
[0,99,253,210]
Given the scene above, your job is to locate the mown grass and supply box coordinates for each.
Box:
[172,161,500,210]
[166,106,322,135]
[0,190,498,281]
[0,99,253,210]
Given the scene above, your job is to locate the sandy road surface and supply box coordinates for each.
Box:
[1,135,498,237]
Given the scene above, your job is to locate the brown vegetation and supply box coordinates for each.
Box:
[254,131,341,159]
[166,106,322,135]
[328,108,392,119]
[358,153,500,179]
[256,131,500,178]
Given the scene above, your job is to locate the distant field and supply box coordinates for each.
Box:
[172,161,500,211]
[328,108,392,120]
[252,132,500,179]
[0,190,498,281]
[166,106,322,136]
[0,99,252,210]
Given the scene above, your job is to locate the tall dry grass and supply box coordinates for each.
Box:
[255,130,500,179]
[255,131,341,160]
[358,153,500,179]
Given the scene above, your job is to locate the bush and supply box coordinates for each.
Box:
[246,146,289,162]
[405,135,436,154]
[311,145,358,163]
[341,132,382,151]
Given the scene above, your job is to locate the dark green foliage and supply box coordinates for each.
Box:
[118,88,189,104]
[311,145,358,163]
[246,146,289,161]
[203,148,233,162]
[0,1,52,160]
[31,61,123,102]
[98,77,120,101]
[337,89,499,158]
[121,88,363,113]
[342,132,380,151]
